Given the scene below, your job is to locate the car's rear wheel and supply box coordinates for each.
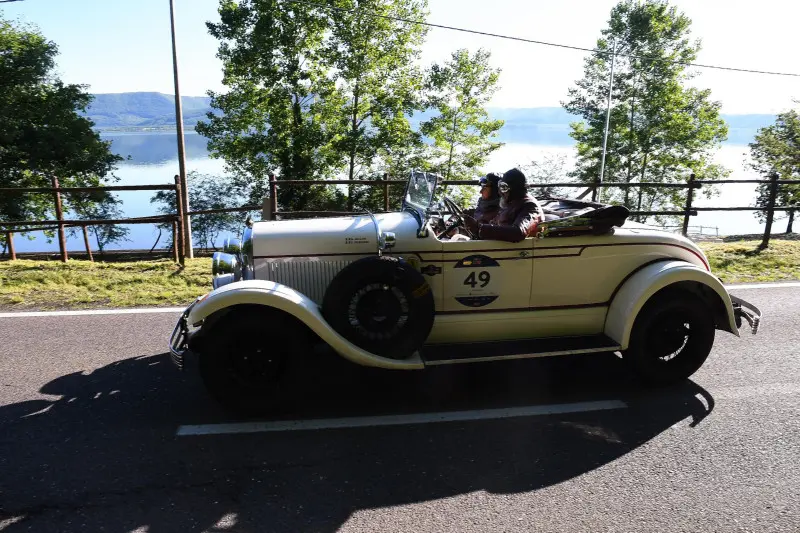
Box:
[197,306,309,415]
[624,289,715,385]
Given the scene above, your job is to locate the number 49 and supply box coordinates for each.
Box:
[464,270,491,288]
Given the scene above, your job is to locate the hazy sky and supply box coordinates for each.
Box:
[3,0,798,114]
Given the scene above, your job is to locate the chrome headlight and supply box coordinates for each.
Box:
[223,237,241,254]
[212,251,242,289]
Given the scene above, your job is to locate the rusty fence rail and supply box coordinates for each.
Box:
[2,172,799,262]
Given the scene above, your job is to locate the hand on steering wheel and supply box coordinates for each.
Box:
[438,196,475,239]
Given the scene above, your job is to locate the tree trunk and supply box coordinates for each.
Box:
[625,79,636,206]
[289,92,303,209]
[787,209,795,233]
[635,152,648,221]
[82,225,94,262]
[347,84,360,211]
[93,229,105,259]
[636,188,644,222]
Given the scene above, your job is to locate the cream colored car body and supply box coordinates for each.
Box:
[178,208,751,370]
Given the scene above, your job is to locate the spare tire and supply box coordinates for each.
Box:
[322,255,435,359]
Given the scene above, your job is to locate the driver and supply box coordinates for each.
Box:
[463,168,544,242]
[444,172,501,239]
[466,172,502,223]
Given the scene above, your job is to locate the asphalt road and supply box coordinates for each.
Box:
[1,285,799,533]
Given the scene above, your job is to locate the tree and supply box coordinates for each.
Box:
[520,153,571,198]
[325,0,428,209]
[562,0,728,222]
[0,15,122,231]
[197,0,344,213]
[68,191,131,254]
[151,172,246,252]
[420,48,504,182]
[748,108,800,233]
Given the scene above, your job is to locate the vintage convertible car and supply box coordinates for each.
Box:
[170,171,761,413]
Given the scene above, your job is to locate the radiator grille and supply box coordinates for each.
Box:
[256,260,352,304]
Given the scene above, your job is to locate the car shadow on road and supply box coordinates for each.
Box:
[0,351,715,533]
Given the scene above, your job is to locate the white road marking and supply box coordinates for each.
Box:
[0,307,185,318]
[726,282,800,290]
[175,400,628,436]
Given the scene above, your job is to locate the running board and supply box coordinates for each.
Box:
[421,334,621,366]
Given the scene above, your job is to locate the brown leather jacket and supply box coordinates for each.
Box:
[477,195,543,242]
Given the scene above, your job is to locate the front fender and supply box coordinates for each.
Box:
[187,280,424,370]
[604,260,738,350]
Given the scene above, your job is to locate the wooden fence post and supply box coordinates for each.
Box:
[6,232,15,260]
[81,225,94,262]
[171,220,180,263]
[682,174,696,237]
[173,176,185,265]
[269,173,278,221]
[51,176,68,262]
[759,172,779,250]
[383,173,390,212]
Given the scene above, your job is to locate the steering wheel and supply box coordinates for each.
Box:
[437,196,474,239]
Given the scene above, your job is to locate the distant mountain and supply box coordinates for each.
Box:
[85,92,215,129]
[86,92,777,145]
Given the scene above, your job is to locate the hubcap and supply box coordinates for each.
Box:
[647,310,692,362]
[348,283,410,340]
[226,340,283,388]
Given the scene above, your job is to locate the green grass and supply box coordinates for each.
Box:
[0,258,212,310]
[699,239,800,284]
[1,239,798,310]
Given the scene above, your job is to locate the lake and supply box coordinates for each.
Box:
[10,131,772,254]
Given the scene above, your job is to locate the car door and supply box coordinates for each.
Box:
[440,238,534,312]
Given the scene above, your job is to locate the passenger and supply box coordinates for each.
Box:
[463,168,544,242]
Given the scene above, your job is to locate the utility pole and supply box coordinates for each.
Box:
[169,0,193,258]
[598,39,617,203]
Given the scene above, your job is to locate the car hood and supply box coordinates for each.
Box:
[251,211,420,258]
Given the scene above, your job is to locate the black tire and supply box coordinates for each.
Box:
[197,306,309,416]
[322,255,435,359]
[623,289,715,385]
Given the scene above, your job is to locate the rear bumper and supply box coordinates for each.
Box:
[730,294,761,335]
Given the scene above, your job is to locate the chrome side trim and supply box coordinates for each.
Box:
[424,345,622,366]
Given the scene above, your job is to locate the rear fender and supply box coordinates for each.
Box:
[187,280,424,370]
[604,260,738,350]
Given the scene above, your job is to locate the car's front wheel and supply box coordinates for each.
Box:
[623,289,716,385]
[197,306,309,415]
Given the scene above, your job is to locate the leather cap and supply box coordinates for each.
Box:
[501,168,527,192]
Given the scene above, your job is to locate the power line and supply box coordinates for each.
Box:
[285,0,800,78]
